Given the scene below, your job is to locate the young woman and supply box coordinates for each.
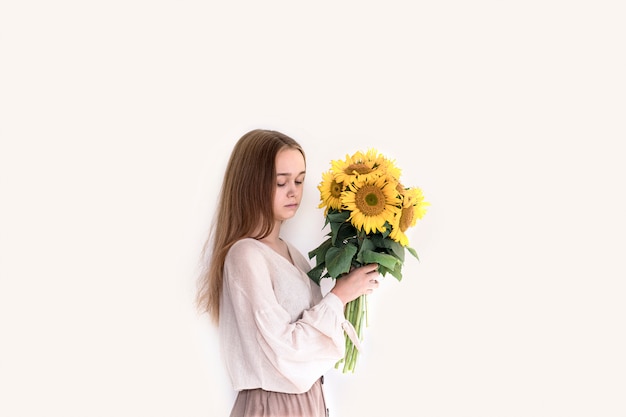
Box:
[197,129,380,417]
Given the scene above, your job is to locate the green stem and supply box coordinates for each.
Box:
[338,292,372,373]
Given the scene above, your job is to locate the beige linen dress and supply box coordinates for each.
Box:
[220,238,353,416]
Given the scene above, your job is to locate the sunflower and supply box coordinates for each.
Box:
[405,187,429,220]
[341,175,401,234]
[390,187,429,245]
[317,170,343,214]
[366,148,401,182]
[331,150,386,185]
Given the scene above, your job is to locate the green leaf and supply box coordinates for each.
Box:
[377,264,390,277]
[326,243,358,278]
[308,238,333,265]
[388,264,403,281]
[307,262,332,285]
[356,238,376,264]
[368,233,386,248]
[361,249,401,271]
[328,211,352,245]
[406,246,419,261]
[327,210,350,224]
[307,262,327,285]
[384,239,405,263]
[333,221,358,247]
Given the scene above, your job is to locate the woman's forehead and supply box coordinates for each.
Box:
[275,149,305,174]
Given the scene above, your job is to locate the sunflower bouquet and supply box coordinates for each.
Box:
[307,148,428,373]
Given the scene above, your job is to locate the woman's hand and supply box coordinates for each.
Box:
[330,263,380,305]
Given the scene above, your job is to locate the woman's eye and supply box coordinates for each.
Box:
[277,179,304,187]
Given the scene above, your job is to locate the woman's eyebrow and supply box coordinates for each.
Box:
[276,171,306,176]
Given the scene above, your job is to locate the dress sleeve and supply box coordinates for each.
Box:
[224,241,347,392]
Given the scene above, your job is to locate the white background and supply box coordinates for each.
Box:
[1,1,625,416]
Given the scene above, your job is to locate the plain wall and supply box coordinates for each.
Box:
[1,1,625,416]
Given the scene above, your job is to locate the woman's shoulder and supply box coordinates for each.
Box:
[230,237,260,249]
[228,237,263,257]
[224,238,269,273]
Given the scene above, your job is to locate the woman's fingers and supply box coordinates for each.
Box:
[331,263,382,303]
[362,266,380,295]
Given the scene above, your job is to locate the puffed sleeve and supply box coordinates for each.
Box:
[223,240,347,393]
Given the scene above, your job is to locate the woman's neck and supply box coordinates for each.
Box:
[259,222,282,244]
[258,224,293,265]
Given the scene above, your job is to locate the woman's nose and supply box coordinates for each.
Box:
[287,182,297,197]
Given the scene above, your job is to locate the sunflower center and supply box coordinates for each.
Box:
[399,207,414,231]
[355,184,386,216]
[331,181,343,198]
[346,163,372,176]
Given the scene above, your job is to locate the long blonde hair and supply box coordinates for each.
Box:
[196,129,305,323]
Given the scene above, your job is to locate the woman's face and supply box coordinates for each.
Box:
[273,148,306,222]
